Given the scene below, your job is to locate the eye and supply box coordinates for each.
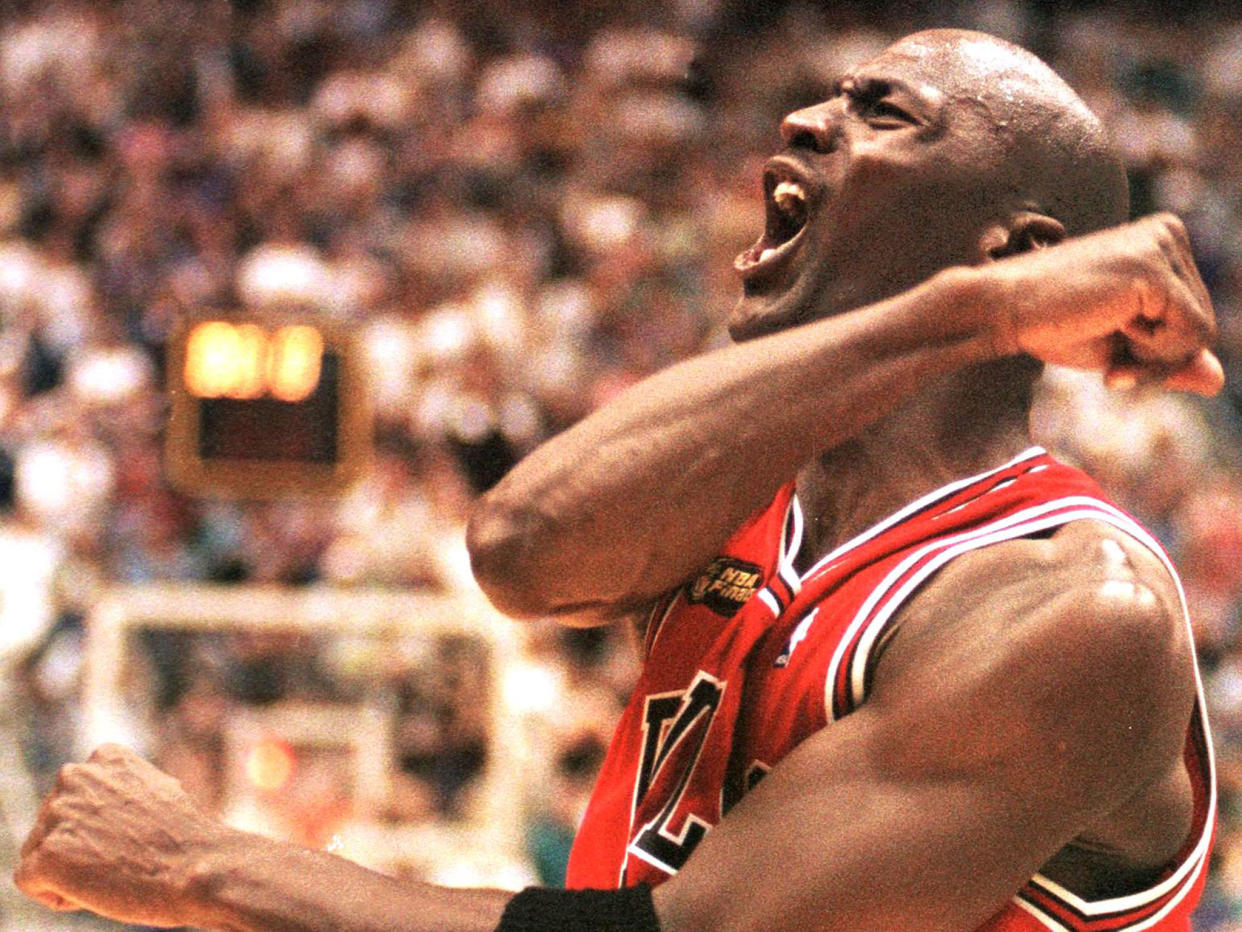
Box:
[841,78,920,128]
[863,99,914,126]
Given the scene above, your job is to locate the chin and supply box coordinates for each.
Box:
[726,293,794,342]
[727,268,846,342]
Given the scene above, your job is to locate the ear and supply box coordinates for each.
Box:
[977,212,1067,261]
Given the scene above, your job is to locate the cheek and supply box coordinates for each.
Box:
[850,142,1001,225]
[847,136,930,179]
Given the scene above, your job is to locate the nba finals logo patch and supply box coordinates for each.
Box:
[687,557,763,616]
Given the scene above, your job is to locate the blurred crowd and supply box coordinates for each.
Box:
[2,0,1242,927]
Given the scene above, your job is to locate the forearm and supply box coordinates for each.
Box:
[468,266,999,618]
[186,829,511,932]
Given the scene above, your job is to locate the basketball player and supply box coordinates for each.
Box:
[15,29,1223,932]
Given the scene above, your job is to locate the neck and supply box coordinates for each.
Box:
[794,358,1038,569]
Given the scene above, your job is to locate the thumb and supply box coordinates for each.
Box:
[14,866,78,913]
[36,890,78,912]
[1162,349,1225,396]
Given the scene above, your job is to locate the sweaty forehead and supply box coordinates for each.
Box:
[856,31,1061,111]
[848,30,1127,233]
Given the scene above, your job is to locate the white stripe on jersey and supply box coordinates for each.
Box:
[846,501,1150,707]
[756,589,782,616]
[818,495,1214,929]
[821,498,1125,717]
[798,446,1046,582]
[779,496,805,597]
[753,492,807,618]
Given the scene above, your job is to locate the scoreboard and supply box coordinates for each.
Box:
[165,316,370,497]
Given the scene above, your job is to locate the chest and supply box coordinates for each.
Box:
[640,553,910,813]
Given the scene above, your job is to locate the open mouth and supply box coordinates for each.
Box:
[734,159,815,283]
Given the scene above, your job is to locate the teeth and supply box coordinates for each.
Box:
[773,180,806,211]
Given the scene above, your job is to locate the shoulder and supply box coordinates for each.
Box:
[888,518,1186,661]
[866,519,1194,791]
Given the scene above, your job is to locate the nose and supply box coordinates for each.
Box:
[780,103,840,153]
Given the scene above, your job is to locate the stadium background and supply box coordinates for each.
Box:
[1,0,1241,928]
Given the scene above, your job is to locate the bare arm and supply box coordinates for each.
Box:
[14,746,511,932]
[470,267,994,622]
[191,833,512,932]
[467,214,1221,623]
[15,529,1195,932]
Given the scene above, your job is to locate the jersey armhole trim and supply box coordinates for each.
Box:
[820,499,1216,931]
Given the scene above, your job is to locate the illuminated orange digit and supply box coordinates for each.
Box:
[267,325,324,402]
[185,320,323,401]
[184,321,241,398]
[230,324,268,400]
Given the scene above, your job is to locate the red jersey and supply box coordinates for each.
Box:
[566,448,1215,932]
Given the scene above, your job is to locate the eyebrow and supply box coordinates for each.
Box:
[834,72,945,127]
[837,74,922,99]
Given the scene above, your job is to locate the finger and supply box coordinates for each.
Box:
[1106,348,1225,395]
[89,743,132,765]
[13,854,53,899]
[30,886,73,911]
[56,762,84,793]
[14,856,34,893]
[1121,280,1204,365]
[1157,215,1215,323]
[16,847,84,914]
[44,892,78,912]
[23,882,79,913]
[1105,332,1180,391]
[20,794,61,859]
[1176,249,1214,330]
[20,822,44,860]
[1162,348,1225,396]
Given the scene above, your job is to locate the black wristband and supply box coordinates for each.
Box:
[496,884,662,932]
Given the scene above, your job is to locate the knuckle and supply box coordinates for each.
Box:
[46,796,73,824]
[20,819,45,858]
[1177,289,1214,337]
[1202,311,1219,343]
[1149,222,1175,255]
[13,859,36,892]
[54,763,82,791]
[91,744,134,772]
[1147,210,1181,233]
[17,842,52,880]
[1128,274,1153,307]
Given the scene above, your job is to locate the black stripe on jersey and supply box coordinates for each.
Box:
[643,594,679,658]
[797,448,1047,586]
[1017,876,1179,930]
[767,574,797,611]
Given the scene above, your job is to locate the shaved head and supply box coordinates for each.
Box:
[886,29,1129,235]
[730,28,1132,342]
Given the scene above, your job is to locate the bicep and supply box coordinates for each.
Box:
[653,581,1193,932]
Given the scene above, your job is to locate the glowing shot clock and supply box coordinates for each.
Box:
[166,315,370,497]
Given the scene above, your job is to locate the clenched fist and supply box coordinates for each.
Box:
[987,212,1223,395]
[14,744,227,928]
